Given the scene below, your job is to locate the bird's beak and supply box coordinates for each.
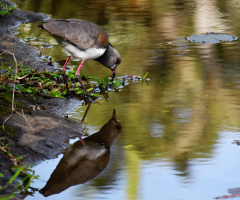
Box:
[111,69,116,82]
[112,69,116,79]
[112,109,116,121]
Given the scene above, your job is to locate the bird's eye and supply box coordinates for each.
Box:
[116,58,121,65]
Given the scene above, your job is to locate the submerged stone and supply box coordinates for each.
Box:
[187,32,238,43]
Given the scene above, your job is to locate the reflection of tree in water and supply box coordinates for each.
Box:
[173,152,191,178]
[215,187,240,199]
[40,109,122,197]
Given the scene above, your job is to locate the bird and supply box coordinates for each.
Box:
[37,19,121,101]
[39,109,122,197]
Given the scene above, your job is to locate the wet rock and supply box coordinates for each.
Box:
[0,0,49,36]
[1,109,84,159]
[233,140,240,145]
[0,0,54,72]
[0,97,85,195]
[0,69,7,74]
[0,36,55,72]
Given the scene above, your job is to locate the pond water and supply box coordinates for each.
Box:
[12,0,240,199]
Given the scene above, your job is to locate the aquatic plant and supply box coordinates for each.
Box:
[0,141,39,200]
[0,65,124,100]
[139,68,149,81]
[0,2,15,16]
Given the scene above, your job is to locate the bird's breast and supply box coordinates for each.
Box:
[61,41,106,60]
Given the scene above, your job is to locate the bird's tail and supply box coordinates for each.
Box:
[37,24,44,29]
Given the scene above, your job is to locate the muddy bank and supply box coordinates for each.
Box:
[0,0,55,72]
[0,0,85,195]
[0,96,85,193]
[0,96,86,194]
[0,0,48,36]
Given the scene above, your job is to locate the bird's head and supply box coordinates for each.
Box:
[110,50,121,79]
[95,45,121,79]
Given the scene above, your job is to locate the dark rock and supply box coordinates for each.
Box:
[0,97,85,195]
[0,0,53,72]
[0,36,55,72]
[0,0,49,36]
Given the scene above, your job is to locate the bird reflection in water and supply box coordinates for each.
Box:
[39,109,122,197]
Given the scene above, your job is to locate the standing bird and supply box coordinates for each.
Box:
[37,19,121,101]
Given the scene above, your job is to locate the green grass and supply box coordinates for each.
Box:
[0,66,124,100]
[0,2,15,16]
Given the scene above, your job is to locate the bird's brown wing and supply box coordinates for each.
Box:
[42,19,109,50]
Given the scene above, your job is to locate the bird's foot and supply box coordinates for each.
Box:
[85,94,93,102]
[78,136,86,146]
[63,91,73,98]
[76,75,93,102]
[62,71,71,97]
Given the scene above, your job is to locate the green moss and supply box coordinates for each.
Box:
[0,90,26,117]
[1,125,16,134]
[0,125,16,138]
[0,91,13,116]
[0,2,15,16]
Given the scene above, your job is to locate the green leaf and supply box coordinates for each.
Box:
[142,72,149,79]
[76,90,84,94]
[139,68,143,78]
[45,82,53,87]
[103,75,109,83]
[54,93,64,98]
[19,174,32,190]
[22,87,33,93]
[86,88,94,92]
[114,78,121,88]
[92,93,99,97]
[0,2,15,16]
[91,76,101,83]
[139,68,149,80]
[49,73,60,78]
[69,69,76,74]
[15,85,24,90]
[50,89,64,98]
[66,71,76,79]
[84,74,91,78]
[44,78,52,83]
[16,156,22,160]
[6,166,25,187]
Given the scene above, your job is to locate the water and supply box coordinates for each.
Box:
[12,0,240,199]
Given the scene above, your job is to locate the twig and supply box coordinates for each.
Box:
[0,141,22,166]
[0,50,17,112]
[2,112,13,132]
[81,102,92,122]
[16,110,35,133]
[0,51,34,134]
[0,51,17,131]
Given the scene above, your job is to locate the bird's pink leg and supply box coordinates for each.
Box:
[78,136,86,146]
[63,56,71,72]
[63,56,71,95]
[62,56,71,96]
[75,60,85,76]
[75,60,92,101]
